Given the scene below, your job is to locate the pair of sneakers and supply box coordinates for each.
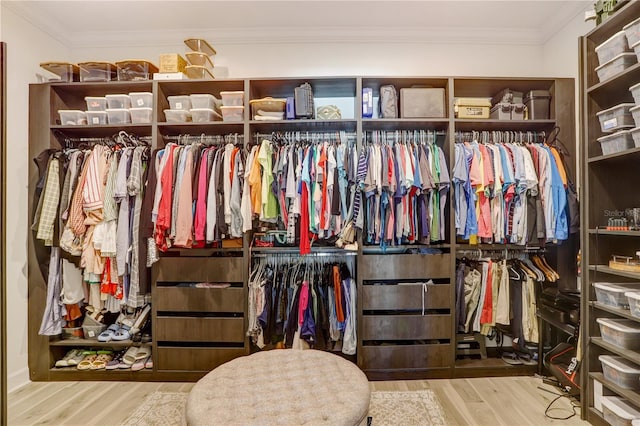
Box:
[97,305,151,342]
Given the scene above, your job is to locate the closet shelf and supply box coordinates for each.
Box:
[455,243,545,251]
[362,118,449,131]
[49,338,138,348]
[587,62,640,103]
[590,301,640,322]
[584,0,640,44]
[588,265,640,280]
[591,338,640,366]
[536,310,576,335]
[587,146,640,163]
[250,246,354,255]
[588,229,640,236]
[590,372,640,408]
[249,119,357,132]
[158,122,244,135]
[51,124,153,138]
[49,368,154,380]
[453,119,555,131]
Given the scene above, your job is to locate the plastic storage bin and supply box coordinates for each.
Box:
[602,396,640,426]
[490,103,512,120]
[190,108,220,123]
[39,62,79,82]
[595,53,638,82]
[597,103,635,132]
[130,107,153,124]
[249,97,286,119]
[85,96,107,112]
[492,88,524,105]
[600,355,640,390]
[624,17,640,48]
[105,94,131,110]
[190,94,220,110]
[633,40,640,63]
[82,315,106,340]
[220,91,244,106]
[129,92,153,108]
[167,95,191,111]
[626,291,640,318]
[598,130,634,155]
[115,60,158,81]
[399,88,445,118]
[512,103,525,120]
[164,109,191,123]
[78,61,116,82]
[185,65,214,80]
[58,110,87,125]
[185,51,214,69]
[86,111,108,125]
[454,98,491,119]
[61,326,83,340]
[631,105,640,128]
[593,282,640,308]
[630,128,640,148]
[524,90,551,120]
[106,109,131,125]
[595,31,631,65]
[220,106,244,122]
[596,317,640,349]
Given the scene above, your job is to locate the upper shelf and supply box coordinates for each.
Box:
[588,146,640,163]
[362,118,449,131]
[454,119,555,132]
[249,119,357,132]
[585,1,640,45]
[51,124,153,138]
[588,265,640,280]
[587,62,640,103]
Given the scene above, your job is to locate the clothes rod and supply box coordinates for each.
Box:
[251,251,357,258]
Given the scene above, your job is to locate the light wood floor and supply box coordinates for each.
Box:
[8,376,588,425]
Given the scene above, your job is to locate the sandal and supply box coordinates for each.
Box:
[144,356,153,369]
[55,349,80,368]
[131,356,148,372]
[67,349,86,367]
[112,325,131,341]
[76,351,98,370]
[97,323,120,342]
[106,350,125,370]
[517,353,537,366]
[90,351,113,370]
[123,346,139,365]
[501,352,523,365]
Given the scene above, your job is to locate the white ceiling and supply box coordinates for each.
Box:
[4,0,592,48]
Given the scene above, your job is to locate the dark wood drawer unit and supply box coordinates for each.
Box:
[153,256,244,283]
[362,314,451,341]
[156,316,245,343]
[363,283,450,310]
[360,254,450,280]
[360,344,450,370]
[156,347,246,371]
[155,287,244,312]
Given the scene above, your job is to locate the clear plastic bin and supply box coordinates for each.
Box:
[626,291,640,318]
[105,94,131,110]
[602,396,640,426]
[39,62,79,83]
[631,128,640,148]
[129,92,153,108]
[106,109,131,125]
[190,94,221,110]
[86,111,107,125]
[164,109,191,123]
[58,110,87,125]
[130,107,153,124]
[600,355,640,390]
[631,82,640,104]
[631,105,640,128]
[595,31,631,65]
[185,65,213,80]
[595,53,638,82]
[596,317,640,349]
[593,282,640,308]
[625,17,640,48]
[167,95,192,111]
[633,40,640,63]
[220,91,244,106]
[596,103,635,133]
[598,130,634,155]
[190,108,220,123]
[85,96,107,111]
[78,62,116,82]
[185,52,214,69]
[220,106,244,122]
[115,60,158,81]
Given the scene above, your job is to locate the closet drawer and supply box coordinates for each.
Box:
[360,344,450,369]
[363,284,450,310]
[362,315,451,340]
[155,287,245,312]
[153,257,243,283]
[156,347,246,371]
[155,317,245,342]
[360,254,450,280]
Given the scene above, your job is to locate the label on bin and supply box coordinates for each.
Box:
[466,107,484,116]
[604,118,618,130]
[176,102,183,109]
[137,99,144,107]
[92,117,100,125]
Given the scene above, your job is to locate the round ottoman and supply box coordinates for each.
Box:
[185,349,371,425]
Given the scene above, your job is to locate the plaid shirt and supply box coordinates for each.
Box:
[36,158,60,245]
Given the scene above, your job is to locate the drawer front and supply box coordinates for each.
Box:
[362,284,450,310]
[360,344,450,369]
[156,347,246,371]
[153,257,244,282]
[155,287,245,312]
[360,254,451,280]
[156,317,245,342]
[362,315,451,340]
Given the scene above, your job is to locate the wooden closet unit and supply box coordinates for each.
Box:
[27,74,575,382]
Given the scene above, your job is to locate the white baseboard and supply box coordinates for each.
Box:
[8,367,30,393]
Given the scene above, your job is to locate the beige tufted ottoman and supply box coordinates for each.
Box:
[185,349,371,426]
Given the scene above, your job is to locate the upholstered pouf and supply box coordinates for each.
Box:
[185,349,371,426]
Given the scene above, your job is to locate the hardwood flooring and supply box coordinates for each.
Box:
[8,377,588,425]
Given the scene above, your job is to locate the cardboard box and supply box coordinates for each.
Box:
[454,97,491,119]
[159,54,187,73]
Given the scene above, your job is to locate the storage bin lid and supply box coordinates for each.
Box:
[221,91,245,95]
[105,94,131,99]
[78,61,116,70]
[623,17,640,31]
[525,90,551,99]
[86,111,107,115]
[593,282,640,293]
[596,103,635,116]
[595,31,628,51]
[625,290,640,300]
[597,317,640,333]
[184,38,217,56]
[190,108,215,112]
[454,98,491,107]
[129,92,153,96]
[601,396,640,420]
[597,129,632,142]
[631,105,640,112]
[599,355,640,374]
[129,107,152,111]
[40,61,79,76]
[58,109,85,114]
[221,106,245,110]
[595,53,638,71]
[631,82,640,92]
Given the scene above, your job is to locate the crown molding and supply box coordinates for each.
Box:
[2,1,74,47]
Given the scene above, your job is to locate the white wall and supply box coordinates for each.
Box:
[1,4,70,392]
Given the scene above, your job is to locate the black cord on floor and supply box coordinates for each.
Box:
[538,387,580,421]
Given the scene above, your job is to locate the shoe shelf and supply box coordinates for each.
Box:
[49,338,138,348]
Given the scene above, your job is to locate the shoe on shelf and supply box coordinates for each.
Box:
[129,305,151,336]
[97,323,120,342]
[90,351,114,370]
[55,349,80,368]
[106,350,125,370]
